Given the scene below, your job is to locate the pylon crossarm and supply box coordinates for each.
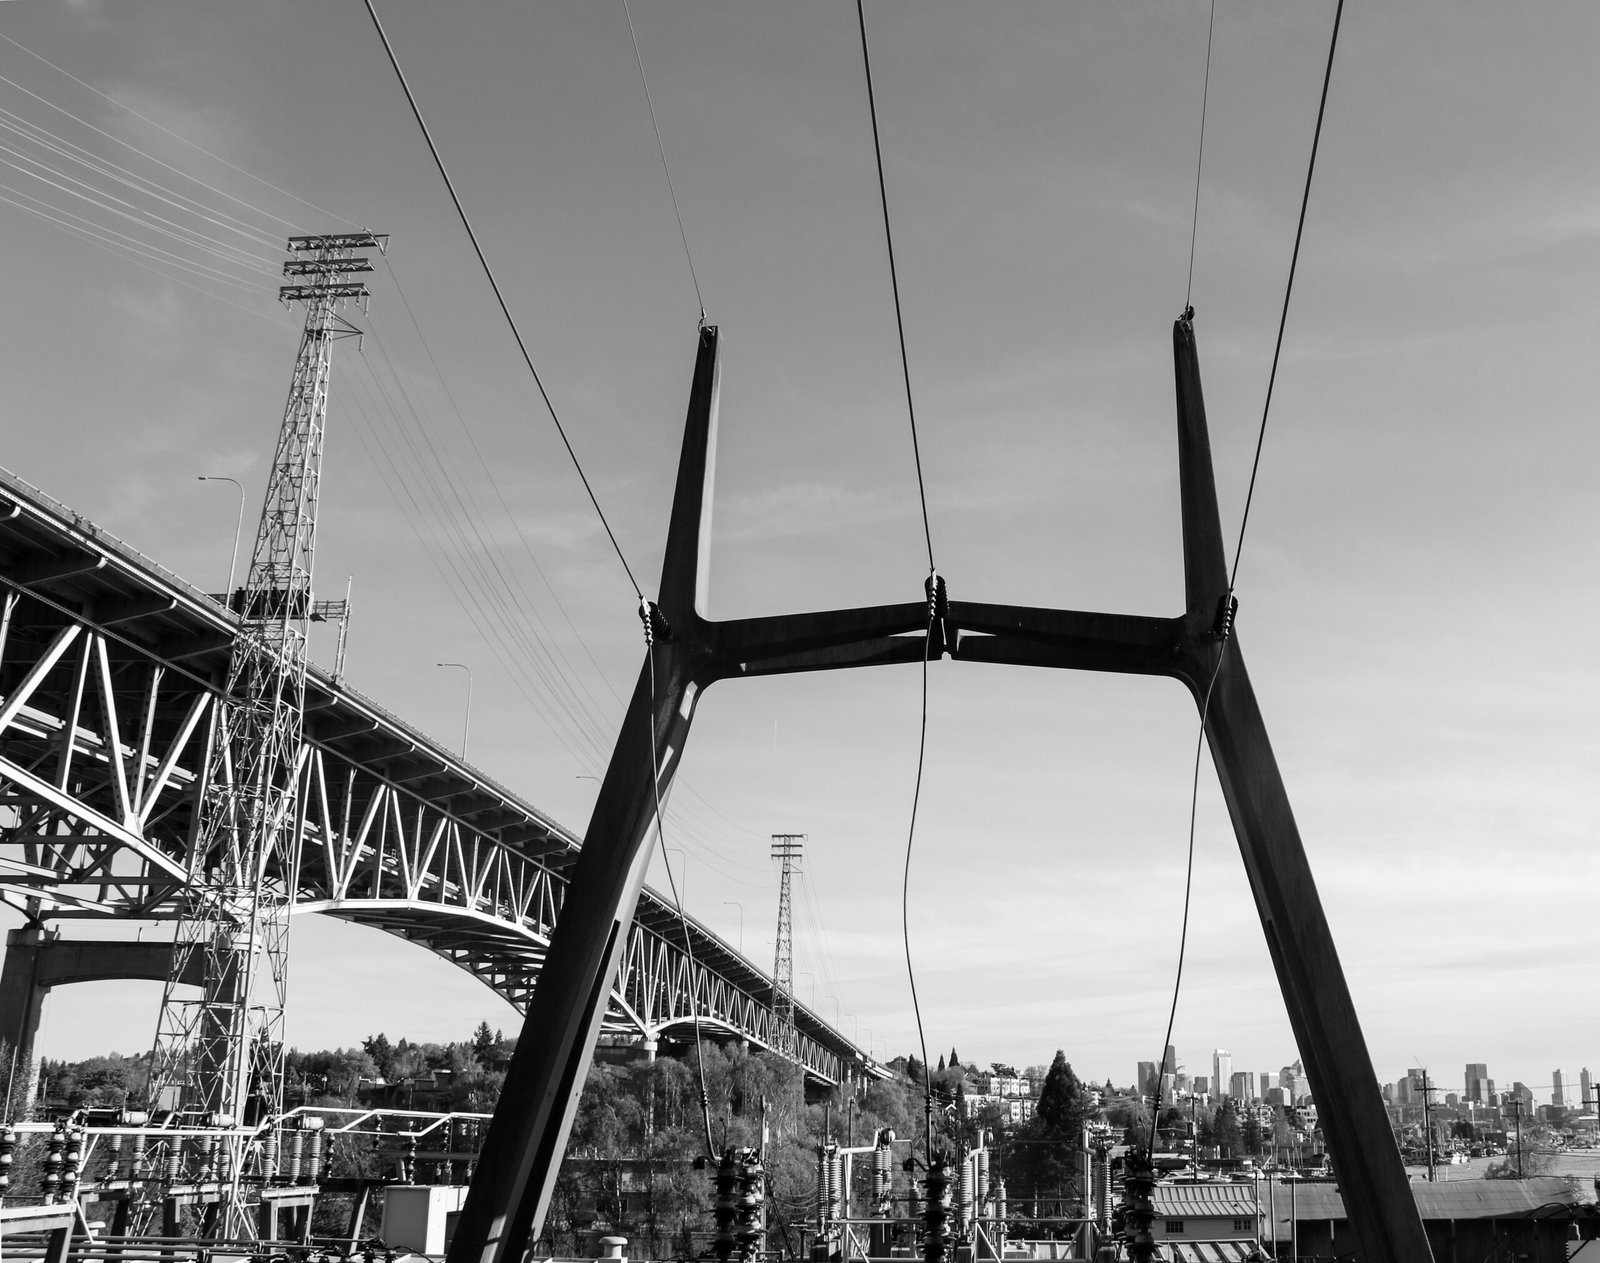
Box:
[705,602,931,678]
[948,602,1182,677]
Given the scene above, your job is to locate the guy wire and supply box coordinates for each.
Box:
[1185,0,1217,311]
[856,0,935,575]
[362,0,644,601]
[622,0,706,322]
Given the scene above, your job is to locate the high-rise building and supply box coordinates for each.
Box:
[1553,1070,1565,1108]
[1138,1060,1157,1098]
[1214,1050,1232,1100]
[1465,1062,1489,1103]
[1193,1076,1210,1096]
[1280,1060,1305,1104]
[1581,1068,1594,1111]
[1261,1072,1277,1094]
[1230,1070,1256,1101]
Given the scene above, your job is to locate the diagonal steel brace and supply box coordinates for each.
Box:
[448,321,1432,1263]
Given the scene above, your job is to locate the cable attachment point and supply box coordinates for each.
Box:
[1183,304,1195,323]
[639,599,674,646]
[924,571,952,659]
[1212,589,1238,642]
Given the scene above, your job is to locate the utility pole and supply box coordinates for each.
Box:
[770,835,803,1057]
[1509,1098,1523,1178]
[1420,1072,1437,1184]
[146,231,384,1233]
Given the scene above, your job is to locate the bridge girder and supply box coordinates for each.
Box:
[0,476,870,1089]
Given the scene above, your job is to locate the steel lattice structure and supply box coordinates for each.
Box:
[147,237,385,1187]
[0,469,870,1095]
[769,834,801,1057]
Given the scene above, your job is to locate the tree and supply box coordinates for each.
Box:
[471,1021,498,1063]
[949,1047,961,1069]
[1212,1102,1243,1157]
[1036,1052,1089,1137]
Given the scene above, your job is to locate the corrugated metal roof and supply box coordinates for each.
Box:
[1162,1242,1263,1262]
[1152,1182,1260,1217]
[1256,1175,1582,1221]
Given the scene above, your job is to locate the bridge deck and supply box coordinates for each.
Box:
[0,466,872,1084]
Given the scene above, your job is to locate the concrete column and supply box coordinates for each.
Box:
[0,926,53,1116]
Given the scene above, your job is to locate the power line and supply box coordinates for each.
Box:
[1184,0,1217,311]
[1151,0,1345,1149]
[854,0,935,576]
[1229,0,1346,591]
[622,0,706,322]
[361,0,644,601]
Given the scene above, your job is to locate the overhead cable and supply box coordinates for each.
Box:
[1184,0,1217,311]
[1150,0,1346,1147]
[362,0,644,601]
[855,0,935,575]
[622,0,706,322]
[1230,0,1345,590]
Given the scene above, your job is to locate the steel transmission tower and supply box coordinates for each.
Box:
[146,233,385,1177]
[769,835,803,1056]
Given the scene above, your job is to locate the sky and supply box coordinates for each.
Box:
[1,1,1598,1104]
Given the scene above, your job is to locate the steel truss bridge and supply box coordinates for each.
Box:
[0,466,871,1088]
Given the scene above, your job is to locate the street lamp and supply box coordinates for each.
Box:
[663,847,688,908]
[722,901,744,954]
[197,475,247,597]
[436,663,472,758]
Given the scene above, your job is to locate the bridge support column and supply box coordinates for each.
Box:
[0,928,188,1117]
[0,926,51,1116]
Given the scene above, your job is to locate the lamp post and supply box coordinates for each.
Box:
[436,663,472,758]
[197,475,246,597]
[663,847,688,908]
[722,901,743,954]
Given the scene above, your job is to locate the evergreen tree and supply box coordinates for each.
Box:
[1036,1051,1088,1137]
[471,1021,497,1062]
[949,1047,960,1069]
[937,1054,946,1072]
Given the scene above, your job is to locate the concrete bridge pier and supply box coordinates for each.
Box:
[0,926,186,1116]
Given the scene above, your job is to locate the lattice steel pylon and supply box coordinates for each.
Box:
[145,232,385,1228]
[769,835,802,1057]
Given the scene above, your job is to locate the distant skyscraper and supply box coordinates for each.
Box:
[1230,1070,1256,1101]
[1582,1068,1594,1110]
[1553,1070,1565,1108]
[1194,1076,1210,1096]
[1465,1062,1489,1103]
[1261,1072,1277,1094]
[1138,1060,1157,1098]
[1280,1060,1305,1104]
[1214,1050,1232,1100]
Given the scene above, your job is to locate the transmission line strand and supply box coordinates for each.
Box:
[642,630,716,1159]
[901,601,937,1165]
[1154,0,1344,1150]
[1185,0,1217,310]
[1147,638,1231,1154]
[0,29,358,230]
[362,0,644,601]
[622,0,706,322]
[1229,0,1345,590]
[855,0,936,575]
